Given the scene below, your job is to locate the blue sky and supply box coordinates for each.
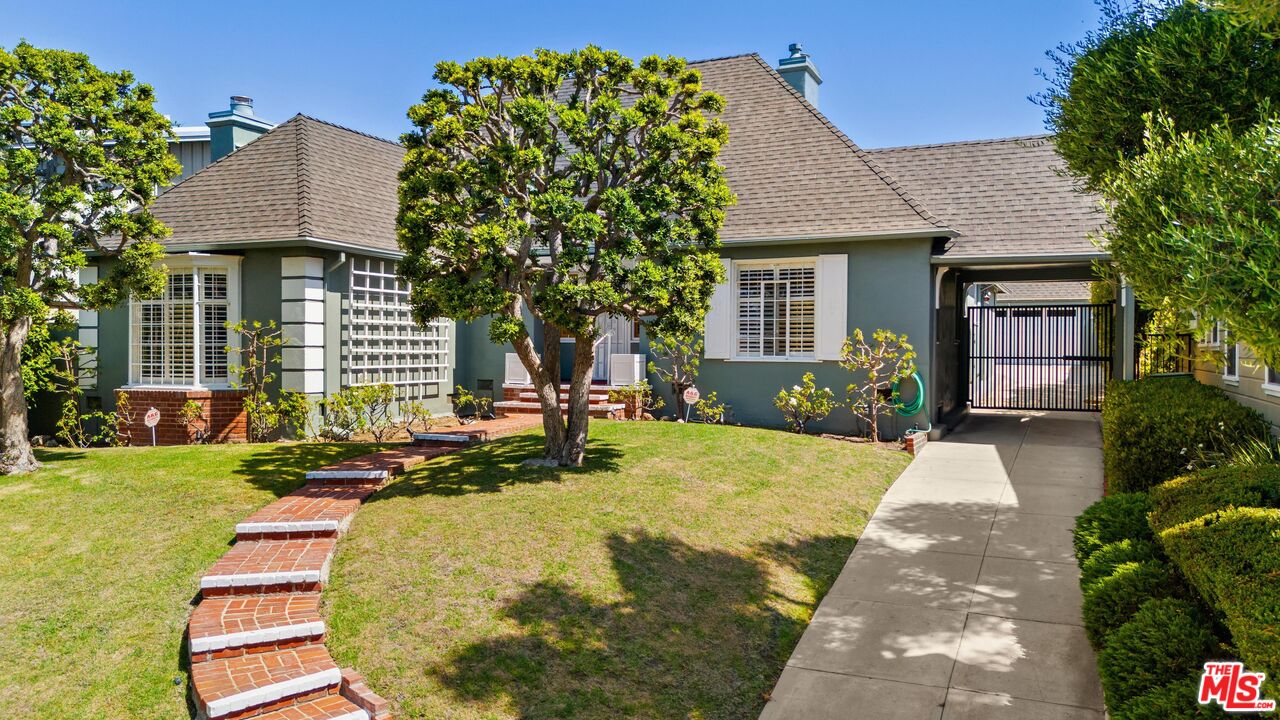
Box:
[3,0,1100,148]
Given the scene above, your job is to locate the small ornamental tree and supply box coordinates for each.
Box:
[1,43,179,473]
[648,332,701,418]
[841,329,917,442]
[397,47,733,466]
[774,372,836,434]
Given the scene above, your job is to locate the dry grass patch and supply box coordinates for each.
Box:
[325,421,910,719]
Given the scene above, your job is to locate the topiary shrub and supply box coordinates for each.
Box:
[1074,492,1154,563]
[1101,377,1268,493]
[1080,538,1161,587]
[1082,559,1183,648]
[1150,464,1280,533]
[1159,506,1280,699]
[1098,598,1218,709]
[1113,676,1230,720]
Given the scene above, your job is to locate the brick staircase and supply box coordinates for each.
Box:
[494,382,627,419]
[186,415,542,720]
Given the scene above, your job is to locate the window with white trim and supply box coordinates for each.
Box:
[1265,364,1280,390]
[129,257,240,386]
[734,261,816,359]
[1223,336,1239,381]
[344,257,448,399]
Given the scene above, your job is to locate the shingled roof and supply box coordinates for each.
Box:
[693,54,949,242]
[150,114,404,252]
[870,135,1106,260]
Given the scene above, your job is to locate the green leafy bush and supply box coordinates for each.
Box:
[1082,559,1183,648]
[1159,506,1280,698]
[1150,464,1280,533]
[1101,377,1267,493]
[1097,598,1217,709]
[774,372,836,434]
[1113,676,1229,720]
[1073,493,1154,563]
[1080,538,1160,587]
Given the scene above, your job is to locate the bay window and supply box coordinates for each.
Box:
[129,256,241,386]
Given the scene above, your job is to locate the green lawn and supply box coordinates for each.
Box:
[325,422,910,720]
[0,442,383,719]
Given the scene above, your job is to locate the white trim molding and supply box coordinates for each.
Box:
[281,256,326,394]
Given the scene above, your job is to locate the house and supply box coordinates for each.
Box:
[1192,323,1280,430]
[77,47,1130,443]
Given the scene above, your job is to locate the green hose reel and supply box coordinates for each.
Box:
[891,371,926,417]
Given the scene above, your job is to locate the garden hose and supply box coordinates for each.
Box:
[892,371,926,417]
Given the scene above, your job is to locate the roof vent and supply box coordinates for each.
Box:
[777,42,822,107]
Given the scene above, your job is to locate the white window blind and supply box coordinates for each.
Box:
[130,263,235,386]
[735,262,816,359]
[345,257,449,400]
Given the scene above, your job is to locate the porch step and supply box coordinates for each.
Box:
[200,539,335,597]
[189,594,326,662]
[517,391,613,402]
[190,645,341,720]
[493,400,626,419]
[249,696,369,720]
[235,487,376,541]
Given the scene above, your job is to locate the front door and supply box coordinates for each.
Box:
[593,315,633,382]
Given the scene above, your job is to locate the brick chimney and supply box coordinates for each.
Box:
[777,43,822,107]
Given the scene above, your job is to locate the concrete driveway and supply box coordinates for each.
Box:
[760,411,1106,720]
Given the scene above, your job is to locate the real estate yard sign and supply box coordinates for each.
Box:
[682,387,700,422]
[144,407,160,446]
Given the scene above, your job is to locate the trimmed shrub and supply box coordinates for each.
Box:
[1149,464,1280,533]
[1102,377,1268,493]
[1073,492,1154,563]
[1113,677,1230,719]
[1098,598,1217,708]
[1080,538,1161,587]
[1082,559,1183,648]
[1159,507,1280,698]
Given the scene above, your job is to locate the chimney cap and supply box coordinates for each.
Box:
[788,42,807,58]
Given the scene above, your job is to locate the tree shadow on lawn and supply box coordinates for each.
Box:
[432,528,857,719]
[369,434,623,501]
[232,442,391,496]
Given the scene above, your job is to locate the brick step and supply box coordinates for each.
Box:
[200,539,336,597]
[190,645,342,720]
[517,391,614,402]
[493,400,625,419]
[189,594,326,662]
[235,487,376,541]
[249,696,369,720]
[411,432,477,446]
[504,382,610,390]
[303,469,390,487]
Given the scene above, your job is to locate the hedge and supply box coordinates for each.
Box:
[1082,559,1183,648]
[1080,538,1161,587]
[1158,506,1280,698]
[1149,464,1280,533]
[1113,677,1230,719]
[1101,377,1267,493]
[1097,598,1218,708]
[1073,492,1154,563]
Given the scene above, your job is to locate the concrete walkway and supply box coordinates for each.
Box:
[761,411,1106,720]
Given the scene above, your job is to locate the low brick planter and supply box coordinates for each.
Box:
[117,388,248,445]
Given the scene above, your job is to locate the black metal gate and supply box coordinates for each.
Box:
[967,303,1114,411]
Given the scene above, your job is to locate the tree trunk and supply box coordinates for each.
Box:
[0,317,39,475]
[510,320,566,461]
[559,334,596,466]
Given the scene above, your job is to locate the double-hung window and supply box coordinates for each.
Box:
[734,261,816,359]
[1265,364,1280,396]
[129,256,241,387]
[1223,333,1239,383]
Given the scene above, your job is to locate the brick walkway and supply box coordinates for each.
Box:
[186,415,541,720]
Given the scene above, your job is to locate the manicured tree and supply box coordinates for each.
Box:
[397,47,733,466]
[0,43,179,474]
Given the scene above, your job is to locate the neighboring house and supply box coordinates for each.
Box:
[77,47,1128,443]
[1193,322,1280,430]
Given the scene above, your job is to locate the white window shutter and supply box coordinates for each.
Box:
[703,258,733,359]
[816,254,848,360]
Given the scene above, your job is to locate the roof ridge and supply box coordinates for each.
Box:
[869,134,1054,153]
[688,52,762,66]
[741,54,949,231]
[294,115,315,238]
[292,113,404,149]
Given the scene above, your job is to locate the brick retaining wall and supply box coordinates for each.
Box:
[117,388,249,445]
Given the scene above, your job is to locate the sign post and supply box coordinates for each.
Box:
[143,407,161,446]
[682,386,700,422]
